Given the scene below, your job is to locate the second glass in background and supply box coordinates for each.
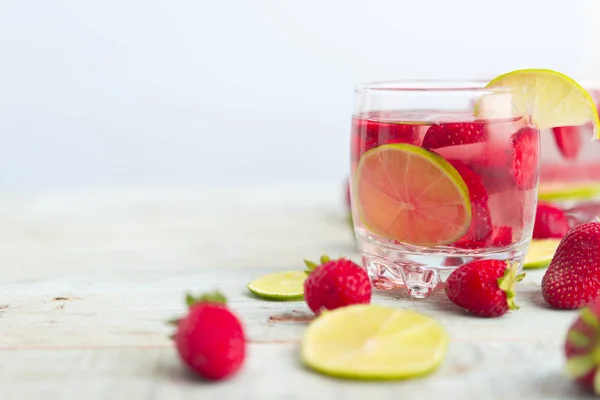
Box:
[539,83,600,226]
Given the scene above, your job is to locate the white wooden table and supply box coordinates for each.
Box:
[0,187,589,399]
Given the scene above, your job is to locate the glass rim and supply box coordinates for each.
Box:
[354,80,507,93]
[355,79,600,93]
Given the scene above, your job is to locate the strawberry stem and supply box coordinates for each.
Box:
[580,307,600,332]
[497,261,526,311]
[568,329,591,348]
[566,354,596,378]
[166,290,227,341]
[303,259,319,274]
[186,291,227,307]
[304,255,334,275]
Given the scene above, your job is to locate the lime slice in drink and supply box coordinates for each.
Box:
[538,182,600,202]
[354,143,471,246]
[481,69,600,136]
[301,304,449,380]
[247,271,307,301]
[523,239,562,270]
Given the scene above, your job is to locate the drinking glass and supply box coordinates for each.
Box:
[538,83,600,226]
[349,81,539,298]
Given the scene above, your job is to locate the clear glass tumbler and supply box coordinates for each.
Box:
[349,81,539,298]
[538,83,600,226]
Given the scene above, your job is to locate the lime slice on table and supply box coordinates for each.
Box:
[538,182,600,202]
[523,239,561,269]
[481,69,600,136]
[354,143,471,246]
[247,271,306,301]
[301,304,449,380]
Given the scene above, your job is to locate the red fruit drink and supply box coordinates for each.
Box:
[539,86,600,227]
[349,101,539,298]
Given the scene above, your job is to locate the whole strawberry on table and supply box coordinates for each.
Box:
[542,222,600,309]
[565,300,600,395]
[445,259,525,318]
[303,255,371,315]
[170,291,246,381]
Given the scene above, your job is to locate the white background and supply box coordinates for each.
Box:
[0,0,594,190]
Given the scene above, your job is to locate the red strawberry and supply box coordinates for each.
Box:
[533,201,570,239]
[564,300,600,394]
[542,222,600,309]
[303,255,371,315]
[448,160,493,249]
[171,291,246,381]
[452,237,487,250]
[511,126,539,190]
[491,226,513,247]
[552,126,582,160]
[449,160,489,204]
[452,202,493,249]
[352,119,418,158]
[445,260,525,317]
[422,122,488,150]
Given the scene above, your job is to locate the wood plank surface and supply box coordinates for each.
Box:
[0,188,589,399]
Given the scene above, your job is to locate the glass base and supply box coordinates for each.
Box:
[356,229,528,299]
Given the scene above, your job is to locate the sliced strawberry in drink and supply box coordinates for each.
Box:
[353,119,419,158]
[422,122,488,150]
[448,160,493,249]
[468,141,513,195]
[511,126,539,190]
[480,138,512,168]
[551,126,582,160]
[491,226,512,247]
[453,237,488,250]
[471,168,514,195]
[449,159,489,204]
[383,123,420,145]
[452,202,493,249]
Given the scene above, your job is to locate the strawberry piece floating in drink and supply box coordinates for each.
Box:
[552,125,582,160]
[422,122,488,150]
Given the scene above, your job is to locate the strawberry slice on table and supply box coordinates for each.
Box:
[448,160,493,249]
[552,125,582,160]
[542,222,600,309]
[511,126,539,190]
[422,122,488,150]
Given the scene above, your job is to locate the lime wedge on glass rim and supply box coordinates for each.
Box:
[523,239,562,270]
[478,69,600,136]
[301,304,449,380]
[247,271,306,301]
